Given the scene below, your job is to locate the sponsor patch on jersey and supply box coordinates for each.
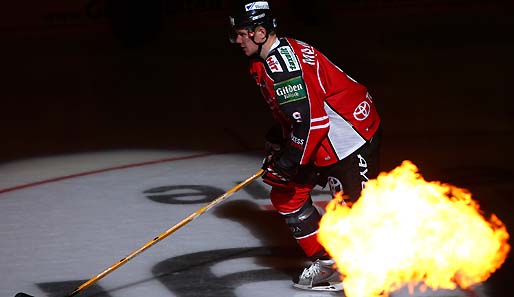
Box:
[245,1,269,11]
[274,76,307,105]
[278,46,300,72]
[353,101,371,121]
[266,55,283,73]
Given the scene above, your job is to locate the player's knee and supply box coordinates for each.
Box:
[280,200,322,239]
[270,184,311,213]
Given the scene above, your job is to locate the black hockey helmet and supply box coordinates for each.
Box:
[229,1,277,43]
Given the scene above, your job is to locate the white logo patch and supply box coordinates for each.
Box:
[266,55,283,73]
[353,101,371,121]
[292,111,302,122]
[245,1,269,11]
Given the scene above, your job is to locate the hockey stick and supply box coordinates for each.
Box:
[15,169,265,297]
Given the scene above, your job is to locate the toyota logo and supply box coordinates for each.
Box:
[354,101,371,121]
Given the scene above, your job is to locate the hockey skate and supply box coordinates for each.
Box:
[293,258,343,291]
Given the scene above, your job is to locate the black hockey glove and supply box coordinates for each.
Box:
[262,156,297,188]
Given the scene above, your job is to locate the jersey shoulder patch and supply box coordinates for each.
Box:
[274,76,307,105]
[277,45,301,72]
[265,54,283,73]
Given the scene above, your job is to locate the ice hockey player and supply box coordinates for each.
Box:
[228,0,382,291]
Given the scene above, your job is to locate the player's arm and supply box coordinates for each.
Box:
[262,75,311,187]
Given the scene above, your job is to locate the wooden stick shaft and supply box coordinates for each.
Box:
[67,169,264,297]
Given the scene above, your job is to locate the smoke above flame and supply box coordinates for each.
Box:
[318,161,510,297]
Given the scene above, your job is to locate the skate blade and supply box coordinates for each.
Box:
[293,282,344,292]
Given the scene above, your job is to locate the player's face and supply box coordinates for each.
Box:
[233,28,258,56]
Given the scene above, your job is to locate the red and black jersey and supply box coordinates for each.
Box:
[250,37,380,168]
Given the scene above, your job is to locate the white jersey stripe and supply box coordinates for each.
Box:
[311,116,328,122]
[317,60,327,94]
[311,123,330,130]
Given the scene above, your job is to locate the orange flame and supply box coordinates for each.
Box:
[318,160,510,297]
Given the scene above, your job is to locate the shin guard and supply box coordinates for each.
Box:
[281,199,324,258]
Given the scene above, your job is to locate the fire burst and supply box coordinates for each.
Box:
[318,161,510,297]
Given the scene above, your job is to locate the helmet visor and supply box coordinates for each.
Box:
[228,15,255,44]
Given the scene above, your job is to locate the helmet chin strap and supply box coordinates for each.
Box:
[250,31,269,57]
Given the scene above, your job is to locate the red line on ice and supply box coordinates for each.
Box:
[0,152,213,195]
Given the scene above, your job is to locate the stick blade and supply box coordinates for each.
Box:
[15,293,35,297]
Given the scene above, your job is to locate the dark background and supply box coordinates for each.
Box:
[1,0,513,295]
[2,0,513,163]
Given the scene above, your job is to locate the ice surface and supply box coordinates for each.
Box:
[0,151,506,297]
